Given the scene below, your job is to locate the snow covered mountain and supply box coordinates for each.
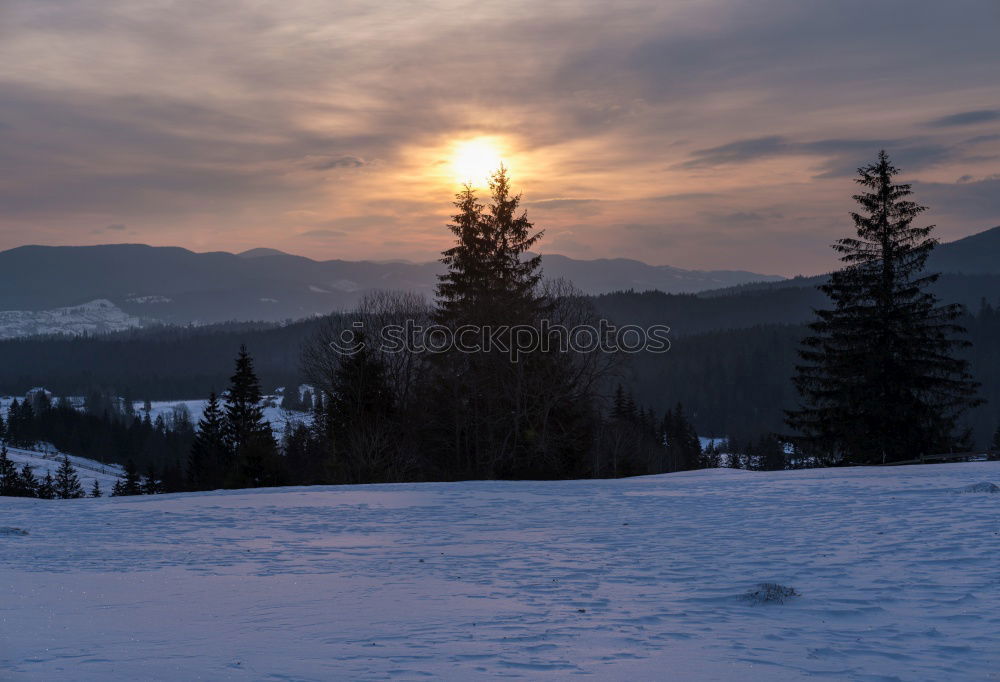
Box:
[2,461,997,679]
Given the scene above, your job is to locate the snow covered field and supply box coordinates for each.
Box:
[2,462,997,680]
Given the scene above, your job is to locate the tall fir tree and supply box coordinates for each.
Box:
[432,166,587,479]
[54,455,85,499]
[787,151,981,463]
[223,345,280,488]
[188,391,229,490]
[436,166,544,328]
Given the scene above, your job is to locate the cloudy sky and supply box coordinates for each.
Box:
[1,0,998,276]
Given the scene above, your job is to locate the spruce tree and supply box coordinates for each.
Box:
[787,151,981,463]
[6,400,24,447]
[112,458,142,496]
[17,463,39,497]
[54,455,85,499]
[189,391,229,490]
[223,345,280,487]
[756,435,787,471]
[0,444,16,496]
[436,166,544,328]
[433,167,570,478]
[142,462,161,494]
[90,479,102,498]
[38,471,56,499]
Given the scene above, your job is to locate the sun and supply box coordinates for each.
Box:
[451,137,504,186]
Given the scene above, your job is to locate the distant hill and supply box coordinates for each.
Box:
[927,225,1000,275]
[702,225,1000,298]
[0,244,782,330]
[237,247,290,258]
[0,225,995,334]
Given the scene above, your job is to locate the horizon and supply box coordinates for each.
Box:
[3,217,999,280]
[2,1,998,277]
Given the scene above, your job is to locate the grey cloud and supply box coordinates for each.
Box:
[809,142,955,178]
[310,156,367,170]
[647,193,719,203]
[680,137,791,168]
[914,178,1000,224]
[527,199,604,217]
[681,136,958,177]
[927,110,1000,128]
[528,198,601,209]
[717,212,766,224]
[964,134,1000,146]
[299,229,346,238]
[562,0,1000,105]
[90,223,129,235]
[621,223,679,250]
[321,215,399,231]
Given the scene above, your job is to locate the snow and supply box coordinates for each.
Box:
[0,299,142,338]
[4,445,123,494]
[1,462,998,680]
[139,397,309,439]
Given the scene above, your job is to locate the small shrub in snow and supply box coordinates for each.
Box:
[956,482,999,494]
[0,526,29,536]
[742,583,799,605]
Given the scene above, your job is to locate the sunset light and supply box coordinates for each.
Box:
[451,137,504,186]
[2,2,998,678]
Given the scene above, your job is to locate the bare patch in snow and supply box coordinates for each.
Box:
[741,583,799,605]
[0,527,29,536]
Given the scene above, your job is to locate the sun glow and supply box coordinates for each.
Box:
[451,137,504,186]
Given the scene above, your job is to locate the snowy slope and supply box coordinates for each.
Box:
[4,446,122,495]
[1,462,998,680]
[0,299,142,339]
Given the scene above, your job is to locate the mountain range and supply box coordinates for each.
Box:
[0,225,997,332]
[0,245,783,326]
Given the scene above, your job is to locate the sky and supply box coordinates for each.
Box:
[1,0,998,277]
